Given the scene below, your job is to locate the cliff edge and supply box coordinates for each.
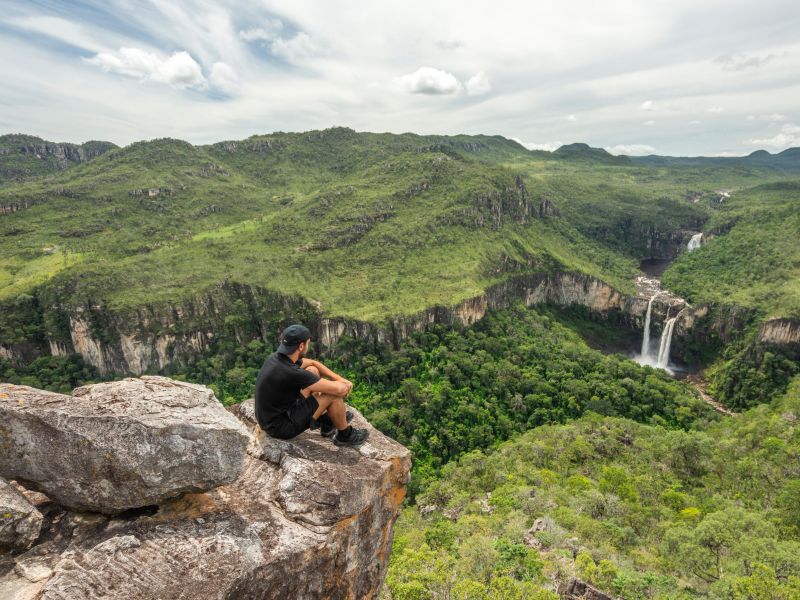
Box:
[0,377,411,600]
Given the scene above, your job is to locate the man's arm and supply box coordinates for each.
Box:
[301,358,350,383]
[305,377,350,397]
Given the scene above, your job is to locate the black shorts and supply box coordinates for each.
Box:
[265,395,319,439]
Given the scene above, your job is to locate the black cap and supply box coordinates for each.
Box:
[277,324,311,354]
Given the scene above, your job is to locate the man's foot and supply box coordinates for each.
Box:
[319,411,354,438]
[333,426,369,447]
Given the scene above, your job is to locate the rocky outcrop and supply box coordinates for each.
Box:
[558,576,615,600]
[0,377,249,514]
[0,479,42,550]
[0,382,411,600]
[758,318,800,346]
[0,135,116,183]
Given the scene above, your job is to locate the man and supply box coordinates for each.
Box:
[254,324,369,446]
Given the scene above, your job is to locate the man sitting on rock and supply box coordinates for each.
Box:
[254,324,369,446]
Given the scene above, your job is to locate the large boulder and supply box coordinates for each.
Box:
[0,376,250,514]
[0,479,42,550]
[0,396,412,600]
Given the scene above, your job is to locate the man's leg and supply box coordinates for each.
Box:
[311,393,348,429]
[299,365,349,429]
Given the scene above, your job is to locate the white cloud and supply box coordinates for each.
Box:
[395,67,463,95]
[643,120,656,126]
[713,53,774,71]
[85,47,207,89]
[239,20,284,42]
[512,138,563,152]
[270,32,323,63]
[209,62,239,94]
[747,113,787,122]
[747,123,800,150]
[605,144,656,155]
[640,100,655,110]
[688,120,701,125]
[566,114,577,122]
[707,106,725,113]
[465,71,491,96]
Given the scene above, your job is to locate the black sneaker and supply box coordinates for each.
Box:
[333,426,369,447]
[320,411,354,438]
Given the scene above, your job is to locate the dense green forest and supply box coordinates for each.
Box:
[386,376,800,599]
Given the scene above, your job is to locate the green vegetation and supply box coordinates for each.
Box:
[663,182,800,319]
[388,376,800,598]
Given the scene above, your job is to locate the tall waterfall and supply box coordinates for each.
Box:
[656,308,686,368]
[638,297,685,371]
[687,233,702,251]
[640,294,658,358]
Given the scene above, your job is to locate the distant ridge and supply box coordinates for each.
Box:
[0,134,117,184]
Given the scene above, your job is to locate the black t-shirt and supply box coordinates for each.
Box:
[254,352,321,428]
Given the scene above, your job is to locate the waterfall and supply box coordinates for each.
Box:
[640,294,658,360]
[687,233,702,251]
[657,308,686,368]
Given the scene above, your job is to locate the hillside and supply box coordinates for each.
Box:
[387,375,800,598]
[0,134,116,185]
[0,128,798,409]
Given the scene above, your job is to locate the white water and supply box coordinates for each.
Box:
[657,315,678,368]
[637,300,686,372]
[687,233,702,251]
[640,294,658,358]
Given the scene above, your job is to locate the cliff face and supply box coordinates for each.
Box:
[758,318,800,346]
[0,272,746,375]
[0,135,116,183]
[0,380,411,600]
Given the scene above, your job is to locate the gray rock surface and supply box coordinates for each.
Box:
[0,393,411,600]
[0,479,43,550]
[0,376,250,514]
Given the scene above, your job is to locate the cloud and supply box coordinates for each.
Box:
[85,47,206,89]
[747,113,787,122]
[435,40,463,50]
[640,100,655,111]
[209,62,239,94]
[395,67,463,95]
[643,120,656,126]
[270,32,323,63]
[707,106,725,113]
[713,53,774,71]
[605,144,656,155]
[747,123,800,150]
[239,20,284,42]
[688,120,702,125]
[512,138,563,152]
[465,71,491,96]
[566,114,577,122]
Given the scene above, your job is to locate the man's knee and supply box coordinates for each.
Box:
[305,365,320,376]
[315,392,343,408]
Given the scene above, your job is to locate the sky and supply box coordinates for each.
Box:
[1,0,799,156]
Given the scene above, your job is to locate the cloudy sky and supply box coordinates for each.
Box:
[1,0,799,156]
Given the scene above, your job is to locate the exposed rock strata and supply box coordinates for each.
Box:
[758,318,800,346]
[0,376,249,514]
[0,273,726,376]
[0,388,411,600]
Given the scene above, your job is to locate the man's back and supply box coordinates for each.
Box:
[254,351,320,429]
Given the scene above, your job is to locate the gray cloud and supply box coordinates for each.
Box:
[713,52,774,71]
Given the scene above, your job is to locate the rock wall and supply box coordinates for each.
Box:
[758,318,800,346]
[0,271,754,376]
